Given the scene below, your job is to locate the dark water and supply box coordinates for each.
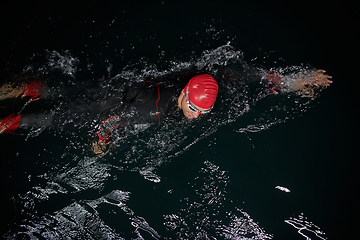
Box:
[1,0,358,239]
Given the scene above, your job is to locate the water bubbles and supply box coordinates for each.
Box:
[164,161,271,239]
[275,186,291,193]
[46,50,79,77]
[285,213,327,240]
[109,17,116,27]
[139,167,161,183]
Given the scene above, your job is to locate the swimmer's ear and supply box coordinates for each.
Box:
[178,90,186,109]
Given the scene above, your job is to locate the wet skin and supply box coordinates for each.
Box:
[177,90,211,119]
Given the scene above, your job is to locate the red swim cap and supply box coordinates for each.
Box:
[184,74,218,109]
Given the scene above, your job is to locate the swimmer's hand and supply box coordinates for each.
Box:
[294,69,332,98]
[0,83,23,101]
[307,69,332,87]
[91,141,110,158]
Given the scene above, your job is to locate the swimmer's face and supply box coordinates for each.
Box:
[178,90,211,119]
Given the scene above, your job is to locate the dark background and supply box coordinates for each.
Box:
[1,0,358,239]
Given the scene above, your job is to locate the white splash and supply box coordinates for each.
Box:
[275,186,291,193]
[47,50,79,77]
[285,213,327,240]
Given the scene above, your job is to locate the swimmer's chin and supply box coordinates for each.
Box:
[181,112,194,120]
[186,113,195,119]
[179,108,195,119]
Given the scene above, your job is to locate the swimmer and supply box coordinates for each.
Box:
[1,68,332,157]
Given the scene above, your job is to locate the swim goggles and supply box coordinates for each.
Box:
[185,87,213,114]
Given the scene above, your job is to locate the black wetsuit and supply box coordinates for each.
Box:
[99,80,178,125]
